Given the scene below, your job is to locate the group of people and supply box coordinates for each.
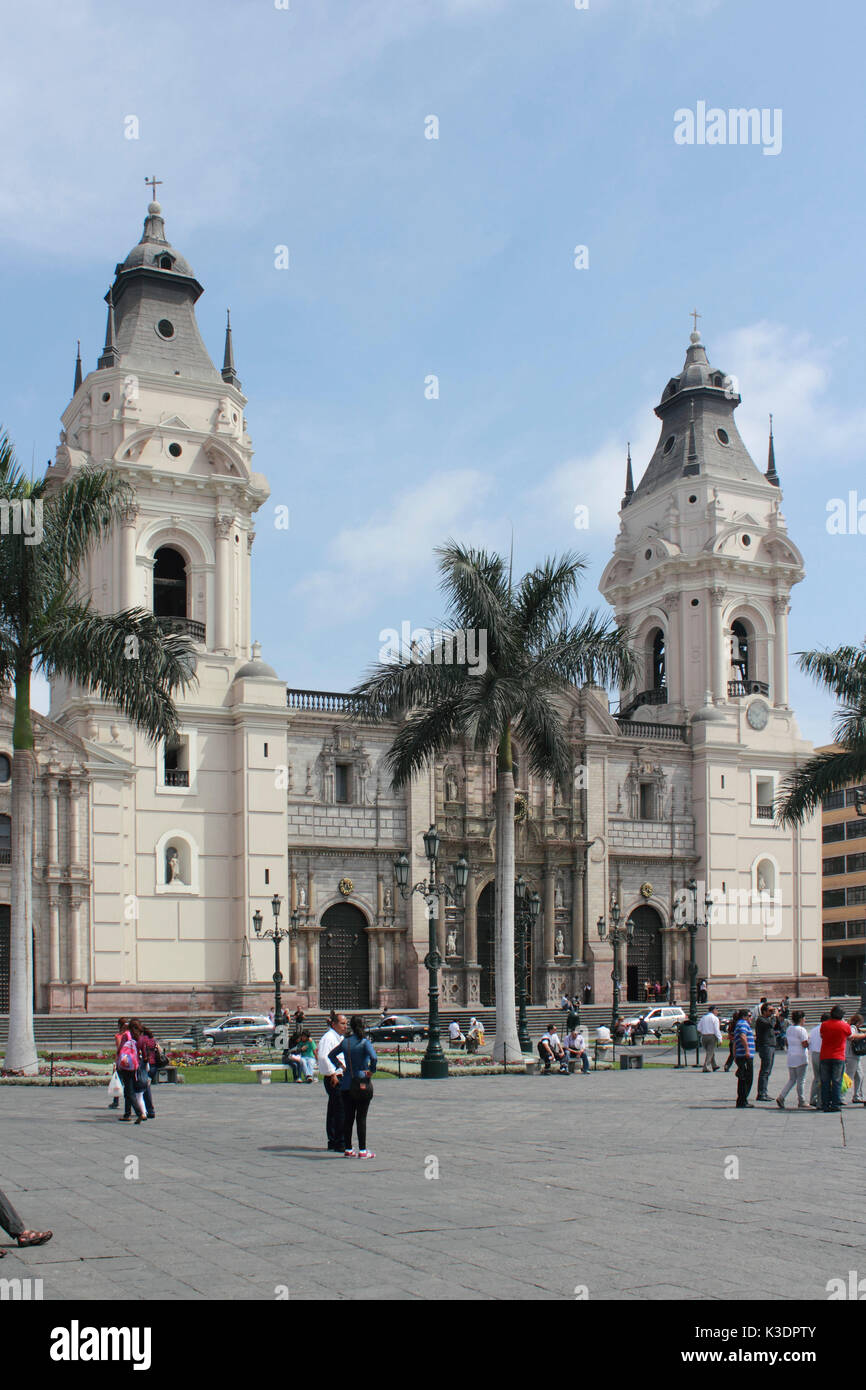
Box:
[699,1002,864,1110]
[112,1017,164,1123]
[447,1018,485,1052]
[316,1012,378,1157]
[537,1022,590,1074]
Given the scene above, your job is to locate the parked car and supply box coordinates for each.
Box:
[367,1014,428,1043]
[198,1014,276,1047]
[623,1006,687,1036]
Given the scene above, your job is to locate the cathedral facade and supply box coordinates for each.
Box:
[0,198,822,1017]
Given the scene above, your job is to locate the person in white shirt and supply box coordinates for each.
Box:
[448,1020,465,1050]
[317,1013,348,1152]
[776,1010,810,1108]
[698,1005,723,1072]
[564,1027,590,1074]
[537,1024,567,1073]
[807,1014,828,1108]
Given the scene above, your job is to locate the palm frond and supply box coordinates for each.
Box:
[383,697,468,787]
[513,552,585,644]
[776,748,866,827]
[536,614,635,688]
[513,687,573,785]
[796,646,866,708]
[41,467,133,580]
[435,540,513,659]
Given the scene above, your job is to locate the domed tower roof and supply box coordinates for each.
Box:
[628,327,771,506]
[95,190,226,387]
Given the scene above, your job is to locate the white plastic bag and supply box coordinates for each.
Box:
[108,1068,123,1099]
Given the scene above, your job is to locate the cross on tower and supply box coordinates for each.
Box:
[145,175,162,200]
[690,307,701,333]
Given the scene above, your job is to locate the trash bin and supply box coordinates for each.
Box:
[679,1022,699,1052]
[620,1054,644,1070]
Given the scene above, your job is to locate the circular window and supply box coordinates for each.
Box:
[101,392,111,403]
[716,428,730,445]
[232,413,238,423]
[644,549,653,560]
[663,435,676,454]
[0,754,10,783]
[168,443,182,458]
[157,319,175,339]
[690,598,700,608]
[742,534,751,547]
[688,494,697,503]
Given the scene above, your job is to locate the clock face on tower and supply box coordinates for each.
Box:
[746,700,769,731]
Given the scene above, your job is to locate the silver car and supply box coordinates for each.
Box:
[202,1014,276,1047]
[623,1006,687,1035]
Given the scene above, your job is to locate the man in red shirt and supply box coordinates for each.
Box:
[820,1006,852,1113]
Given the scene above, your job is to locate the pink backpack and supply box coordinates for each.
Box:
[117,1033,138,1070]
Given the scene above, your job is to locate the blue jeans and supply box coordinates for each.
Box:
[820,1058,845,1111]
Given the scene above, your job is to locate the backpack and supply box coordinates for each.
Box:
[117,1034,138,1070]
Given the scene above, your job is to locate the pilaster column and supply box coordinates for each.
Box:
[570,856,585,964]
[306,929,318,996]
[120,503,139,610]
[49,896,62,982]
[67,778,81,871]
[464,868,478,963]
[289,931,299,988]
[773,596,789,707]
[662,592,681,705]
[306,869,315,917]
[543,858,556,963]
[377,931,386,996]
[69,895,83,983]
[710,587,727,701]
[214,514,233,654]
[47,774,59,869]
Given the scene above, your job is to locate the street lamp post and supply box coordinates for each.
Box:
[681,878,713,1027]
[597,900,634,1031]
[514,875,541,1053]
[252,893,299,1035]
[394,827,469,1079]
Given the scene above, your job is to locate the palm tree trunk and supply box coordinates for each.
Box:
[493,729,521,1063]
[5,666,38,1074]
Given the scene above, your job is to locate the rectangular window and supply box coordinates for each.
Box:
[639,783,655,819]
[823,857,846,876]
[847,853,866,874]
[847,818,866,841]
[264,743,269,758]
[846,786,866,808]
[335,764,350,804]
[163,736,189,788]
[755,776,774,819]
[721,775,725,789]
[847,919,866,939]
[265,868,270,885]
[822,790,845,810]
[823,921,847,940]
[823,822,846,843]
[847,885,866,906]
[823,889,845,908]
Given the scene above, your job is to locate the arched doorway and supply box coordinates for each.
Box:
[626,905,663,1002]
[475,882,533,1007]
[319,903,370,1010]
[153,547,188,619]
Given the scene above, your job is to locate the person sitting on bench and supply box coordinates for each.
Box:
[537,1024,568,1073]
[564,1026,590,1073]
[448,1020,466,1050]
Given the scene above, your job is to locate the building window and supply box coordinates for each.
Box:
[823,921,846,940]
[846,786,866,808]
[0,814,9,865]
[847,885,866,907]
[732,620,750,683]
[822,790,845,810]
[847,853,866,874]
[823,889,845,908]
[755,776,775,819]
[265,869,270,885]
[163,736,189,788]
[0,754,9,783]
[335,764,351,804]
[639,783,656,820]
[650,628,666,691]
[153,547,187,619]
[823,823,846,843]
[823,857,846,876]
[847,920,866,940]
[264,743,269,758]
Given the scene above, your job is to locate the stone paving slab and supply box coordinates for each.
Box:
[1,1068,863,1301]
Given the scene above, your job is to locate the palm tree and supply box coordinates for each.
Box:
[0,433,196,1074]
[777,643,866,825]
[352,541,634,1061]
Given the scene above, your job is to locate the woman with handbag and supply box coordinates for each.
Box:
[845,1013,865,1104]
[328,1015,378,1158]
[116,1022,147,1124]
[133,1020,158,1120]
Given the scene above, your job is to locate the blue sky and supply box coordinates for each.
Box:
[2,0,861,744]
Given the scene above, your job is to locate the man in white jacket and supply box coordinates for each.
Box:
[698,1005,723,1071]
[317,1013,348,1152]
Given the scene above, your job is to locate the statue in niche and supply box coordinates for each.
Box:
[357,752,372,803]
[298,884,307,909]
[216,397,234,429]
[446,928,458,957]
[121,375,139,411]
[165,847,186,885]
[383,886,393,912]
[445,767,459,803]
[555,928,565,957]
[554,879,564,910]
[305,764,313,794]
[757,873,767,894]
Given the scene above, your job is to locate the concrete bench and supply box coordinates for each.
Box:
[155,1066,179,1084]
[245,1064,289,1085]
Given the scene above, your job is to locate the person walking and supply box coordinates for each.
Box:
[820,1005,852,1113]
[733,1009,756,1108]
[722,1012,737,1072]
[582,982,592,1005]
[317,1013,348,1151]
[807,1014,828,1107]
[0,1186,52,1255]
[754,1004,777,1101]
[775,1011,809,1109]
[109,1017,127,1109]
[698,1004,722,1071]
[115,1021,147,1123]
[845,1013,865,1104]
[328,1015,378,1158]
[697,979,708,1005]
[134,1020,158,1119]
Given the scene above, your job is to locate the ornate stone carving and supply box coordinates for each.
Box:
[215,514,233,541]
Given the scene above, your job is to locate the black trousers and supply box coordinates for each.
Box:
[0,1185,24,1239]
[735,1057,754,1106]
[119,1069,144,1118]
[342,1091,373,1151]
[324,1078,344,1147]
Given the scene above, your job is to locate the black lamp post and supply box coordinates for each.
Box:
[680,878,713,1027]
[597,899,634,1031]
[252,893,297,1034]
[514,875,540,1053]
[394,827,469,1078]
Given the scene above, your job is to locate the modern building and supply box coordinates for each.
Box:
[0,195,824,1017]
[817,748,866,996]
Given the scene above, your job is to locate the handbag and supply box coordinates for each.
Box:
[851,1036,866,1057]
[134,1060,150,1092]
[347,1040,373,1101]
[107,1069,123,1099]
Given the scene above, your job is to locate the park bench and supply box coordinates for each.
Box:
[245,1063,290,1085]
[155,1066,179,1084]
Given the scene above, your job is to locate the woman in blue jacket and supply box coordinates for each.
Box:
[328,1015,378,1158]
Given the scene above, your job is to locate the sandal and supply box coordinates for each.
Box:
[16,1230,52,1247]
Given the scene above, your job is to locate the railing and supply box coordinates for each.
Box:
[755,805,775,820]
[728,680,769,697]
[157,616,206,643]
[0,847,9,865]
[618,687,668,719]
[286,688,362,713]
[164,769,189,787]
[616,720,687,742]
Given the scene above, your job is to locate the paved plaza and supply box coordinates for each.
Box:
[1,1067,862,1302]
